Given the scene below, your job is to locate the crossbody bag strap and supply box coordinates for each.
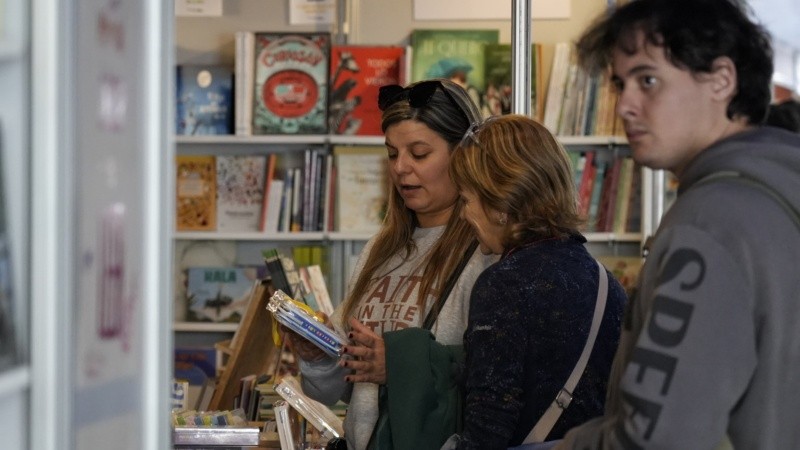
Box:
[523,259,609,444]
[365,240,478,450]
[423,240,479,330]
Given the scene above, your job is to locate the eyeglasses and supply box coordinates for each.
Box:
[378,80,461,113]
[458,115,499,150]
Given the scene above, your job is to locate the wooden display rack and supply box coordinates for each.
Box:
[209,278,278,411]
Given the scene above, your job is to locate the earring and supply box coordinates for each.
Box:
[497,212,508,225]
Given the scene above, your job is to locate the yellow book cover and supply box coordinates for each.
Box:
[176,155,217,231]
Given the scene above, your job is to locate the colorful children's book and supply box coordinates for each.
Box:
[176,155,217,231]
[329,45,405,136]
[176,65,234,135]
[216,155,267,232]
[410,29,499,115]
[252,32,331,134]
[185,266,266,322]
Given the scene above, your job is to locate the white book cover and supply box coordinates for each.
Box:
[306,265,334,316]
[274,375,344,440]
[264,178,285,233]
[334,145,388,234]
[235,31,255,136]
[216,155,267,232]
[542,42,573,133]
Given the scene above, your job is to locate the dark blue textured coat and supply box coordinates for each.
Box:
[456,234,626,449]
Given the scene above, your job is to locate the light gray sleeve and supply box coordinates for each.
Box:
[298,356,352,405]
[297,238,378,405]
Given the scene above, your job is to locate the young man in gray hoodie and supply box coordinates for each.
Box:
[555,1,800,449]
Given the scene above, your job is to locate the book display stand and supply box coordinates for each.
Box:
[209,278,278,411]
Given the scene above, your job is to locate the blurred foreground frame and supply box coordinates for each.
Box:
[0,121,21,372]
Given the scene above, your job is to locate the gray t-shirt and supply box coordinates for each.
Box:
[300,225,497,450]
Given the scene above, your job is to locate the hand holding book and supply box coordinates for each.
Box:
[267,290,347,359]
[282,310,332,362]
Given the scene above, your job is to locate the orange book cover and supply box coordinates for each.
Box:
[176,155,217,231]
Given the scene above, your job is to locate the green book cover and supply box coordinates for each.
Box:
[482,43,539,116]
[411,29,499,113]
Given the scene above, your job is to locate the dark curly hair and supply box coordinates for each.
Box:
[576,0,774,124]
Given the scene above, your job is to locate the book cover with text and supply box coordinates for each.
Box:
[253,32,330,134]
[411,29,499,114]
[329,45,405,136]
[185,266,266,322]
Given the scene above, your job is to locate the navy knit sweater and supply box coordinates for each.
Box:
[456,234,626,449]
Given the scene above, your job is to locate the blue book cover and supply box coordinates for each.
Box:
[185,266,267,322]
[176,65,234,135]
[174,347,216,385]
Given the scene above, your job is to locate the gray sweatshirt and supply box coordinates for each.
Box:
[299,226,497,450]
[558,127,800,449]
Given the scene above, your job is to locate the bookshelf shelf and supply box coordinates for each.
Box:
[175,134,387,147]
[174,231,326,241]
[174,231,375,241]
[173,322,240,333]
[557,135,628,146]
[326,231,374,241]
[327,135,385,146]
[175,135,327,145]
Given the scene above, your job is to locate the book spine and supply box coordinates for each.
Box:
[235,31,254,136]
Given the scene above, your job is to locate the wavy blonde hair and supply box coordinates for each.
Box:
[450,114,584,250]
[338,79,482,328]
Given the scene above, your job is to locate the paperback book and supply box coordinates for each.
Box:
[333,145,389,234]
[253,32,331,134]
[216,155,267,232]
[176,155,217,231]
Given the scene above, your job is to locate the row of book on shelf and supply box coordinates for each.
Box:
[176,28,623,137]
[176,145,388,234]
[573,150,642,235]
[176,146,641,238]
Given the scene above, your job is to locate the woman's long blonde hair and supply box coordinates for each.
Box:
[338,79,482,328]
